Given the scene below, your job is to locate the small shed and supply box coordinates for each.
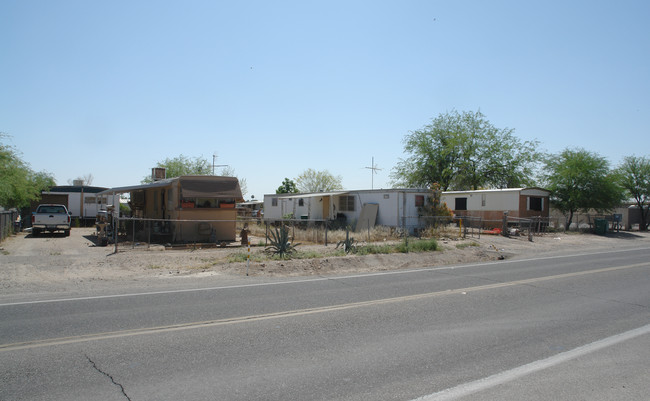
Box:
[99,176,244,244]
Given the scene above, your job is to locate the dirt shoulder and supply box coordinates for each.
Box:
[1,228,649,295]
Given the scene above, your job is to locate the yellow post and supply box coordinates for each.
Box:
[246,239,250,276]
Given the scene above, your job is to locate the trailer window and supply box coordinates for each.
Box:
[339,195,355,212]
[529,196,543,211]
[415,195,424,207]
[197,198,217,208]
[455,198,467,210]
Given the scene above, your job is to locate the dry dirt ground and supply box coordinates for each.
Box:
[1,227,649,295]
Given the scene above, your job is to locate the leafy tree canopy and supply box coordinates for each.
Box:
[276,178,298,194]
[143,155,212,182]
[544,148,625,228]
[0,134,55,208]
[144,154,247,196]
[390,110,542,190]
[616,155,650,231]
[295,169,343,193]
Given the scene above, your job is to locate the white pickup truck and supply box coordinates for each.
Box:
[31,204,71,236]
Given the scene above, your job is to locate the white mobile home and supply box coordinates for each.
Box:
[40,185,119,225]
[264,189,431,233]
[440,187,550,226]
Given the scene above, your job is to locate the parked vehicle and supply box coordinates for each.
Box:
[31,204,71,236]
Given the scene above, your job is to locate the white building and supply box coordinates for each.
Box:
[264,189,431,232]
[264,187,552,232]
[440,187,551,226]
[40,185,119,223]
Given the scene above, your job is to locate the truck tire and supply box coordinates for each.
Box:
[32,228,41,237]
[64,229,71,237]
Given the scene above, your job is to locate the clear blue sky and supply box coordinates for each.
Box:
[2,0,648,200]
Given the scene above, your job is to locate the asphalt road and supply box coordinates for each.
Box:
[1,247,649,400]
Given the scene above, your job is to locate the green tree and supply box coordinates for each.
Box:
[0,134,55,208]
[276,178,298,194]
[544,148,624,229]
[143,155,212,182]
[295,169,343,193]
[143,155,247,196]
[418,183,453,226]
[616,155,650,231]
[390,110,542,190]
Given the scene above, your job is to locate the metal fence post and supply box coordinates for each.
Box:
[113,216,119,253]
[325,220,328,246]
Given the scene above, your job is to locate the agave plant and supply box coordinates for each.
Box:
[265,225,300,258]
[336,226,357,253]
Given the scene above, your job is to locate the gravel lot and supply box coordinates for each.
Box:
[1,227,649,296]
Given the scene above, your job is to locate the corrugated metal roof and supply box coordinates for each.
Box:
[277,191,349,199]
[97,180,173,195]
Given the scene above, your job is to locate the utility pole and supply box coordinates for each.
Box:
[364,157,382,189]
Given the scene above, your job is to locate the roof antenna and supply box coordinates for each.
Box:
[212,153,228,175]
[364,157,382,189]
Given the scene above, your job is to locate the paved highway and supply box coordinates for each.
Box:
[1,247,649,400]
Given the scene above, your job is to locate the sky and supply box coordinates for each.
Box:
[2,0,649,200]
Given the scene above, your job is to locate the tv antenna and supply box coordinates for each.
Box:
[364,157,382,189]
[212,153,228,175]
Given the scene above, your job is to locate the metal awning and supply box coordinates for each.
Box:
[97,180,173,195]
[179,176,242,199]
[97,176,244,201]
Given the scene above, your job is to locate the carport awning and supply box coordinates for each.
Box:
[97,180,172,195]
[97,176,243,200]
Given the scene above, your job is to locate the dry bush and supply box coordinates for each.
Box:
[418,224,463,239]
[242,221,462,245]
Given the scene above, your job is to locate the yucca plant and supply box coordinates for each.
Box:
[265,225,300,258]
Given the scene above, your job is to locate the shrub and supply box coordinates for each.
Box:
[396,238,439,253]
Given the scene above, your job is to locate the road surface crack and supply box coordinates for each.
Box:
[85,354,132,400]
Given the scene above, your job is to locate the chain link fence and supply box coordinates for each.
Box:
[547,213,622,232]
[99,213,551,251]
[0,209,20,243]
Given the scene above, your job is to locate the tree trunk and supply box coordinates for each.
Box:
[640,204,648,231]
[565,210,574,231]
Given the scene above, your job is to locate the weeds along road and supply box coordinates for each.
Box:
[1,247,649,400]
